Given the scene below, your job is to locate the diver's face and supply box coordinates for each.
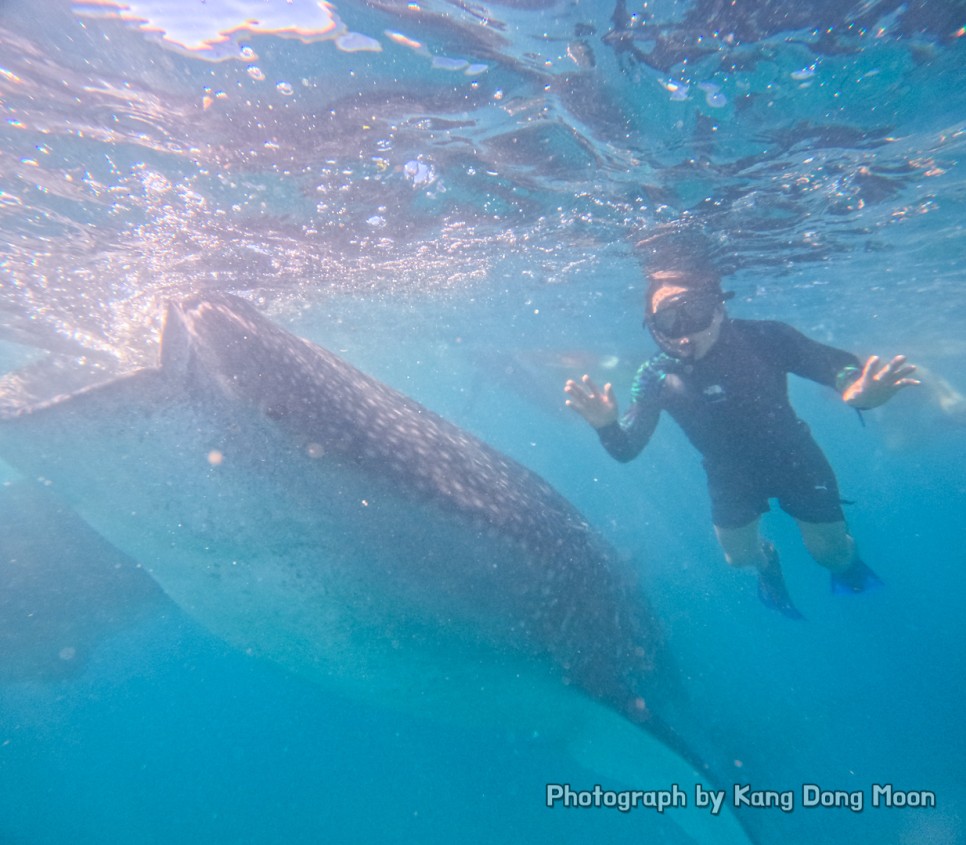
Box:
[648,284,725,361]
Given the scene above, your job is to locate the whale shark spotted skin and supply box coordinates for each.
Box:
[0,294,756,843]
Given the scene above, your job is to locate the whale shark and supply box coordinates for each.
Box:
[0,294,756,843]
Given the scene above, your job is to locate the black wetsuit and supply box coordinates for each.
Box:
[597,319,862,528]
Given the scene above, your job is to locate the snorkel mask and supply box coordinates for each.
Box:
[644,289,735,356]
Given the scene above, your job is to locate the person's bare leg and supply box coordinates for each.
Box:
[796,519,854,574]
[714,518,767,570]
[798,519,882,593]
[716,519,803,618]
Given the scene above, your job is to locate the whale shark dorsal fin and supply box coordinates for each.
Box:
[159,301,192,376]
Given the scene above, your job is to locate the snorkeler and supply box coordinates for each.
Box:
[564,248,920,619]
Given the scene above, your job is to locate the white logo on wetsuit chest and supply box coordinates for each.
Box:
[703,384,726,402]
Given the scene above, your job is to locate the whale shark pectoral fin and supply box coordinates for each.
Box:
[566,700,757,845]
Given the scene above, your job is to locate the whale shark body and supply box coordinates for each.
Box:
[0,295,755,843]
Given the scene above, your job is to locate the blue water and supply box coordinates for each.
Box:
[1,0,965,842]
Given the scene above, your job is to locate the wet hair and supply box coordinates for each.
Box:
[637,229,726,308]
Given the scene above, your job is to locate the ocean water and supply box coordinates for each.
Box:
[0,1,964,843]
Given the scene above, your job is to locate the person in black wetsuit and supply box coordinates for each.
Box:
[564,262,920,618]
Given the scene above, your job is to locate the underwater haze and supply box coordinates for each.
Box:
[1,0,964,843]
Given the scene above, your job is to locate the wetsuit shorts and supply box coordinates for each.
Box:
[704,433,846,529]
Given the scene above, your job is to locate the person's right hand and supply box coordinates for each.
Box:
[564,374,619,429]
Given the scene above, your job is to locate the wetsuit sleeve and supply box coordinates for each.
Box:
[755,321,862,390]
[596,360,662,463]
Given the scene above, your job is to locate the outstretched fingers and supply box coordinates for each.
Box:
[580,373,603,397]
[564,374,618,427]
[565,374,598,403]
[875,355,921,387]
[861,355,880,381]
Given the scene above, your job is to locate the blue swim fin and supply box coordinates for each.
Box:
[830,559,883,595]
[757,542,805,620]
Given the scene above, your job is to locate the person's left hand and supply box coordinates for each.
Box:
[843,354,920,409]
